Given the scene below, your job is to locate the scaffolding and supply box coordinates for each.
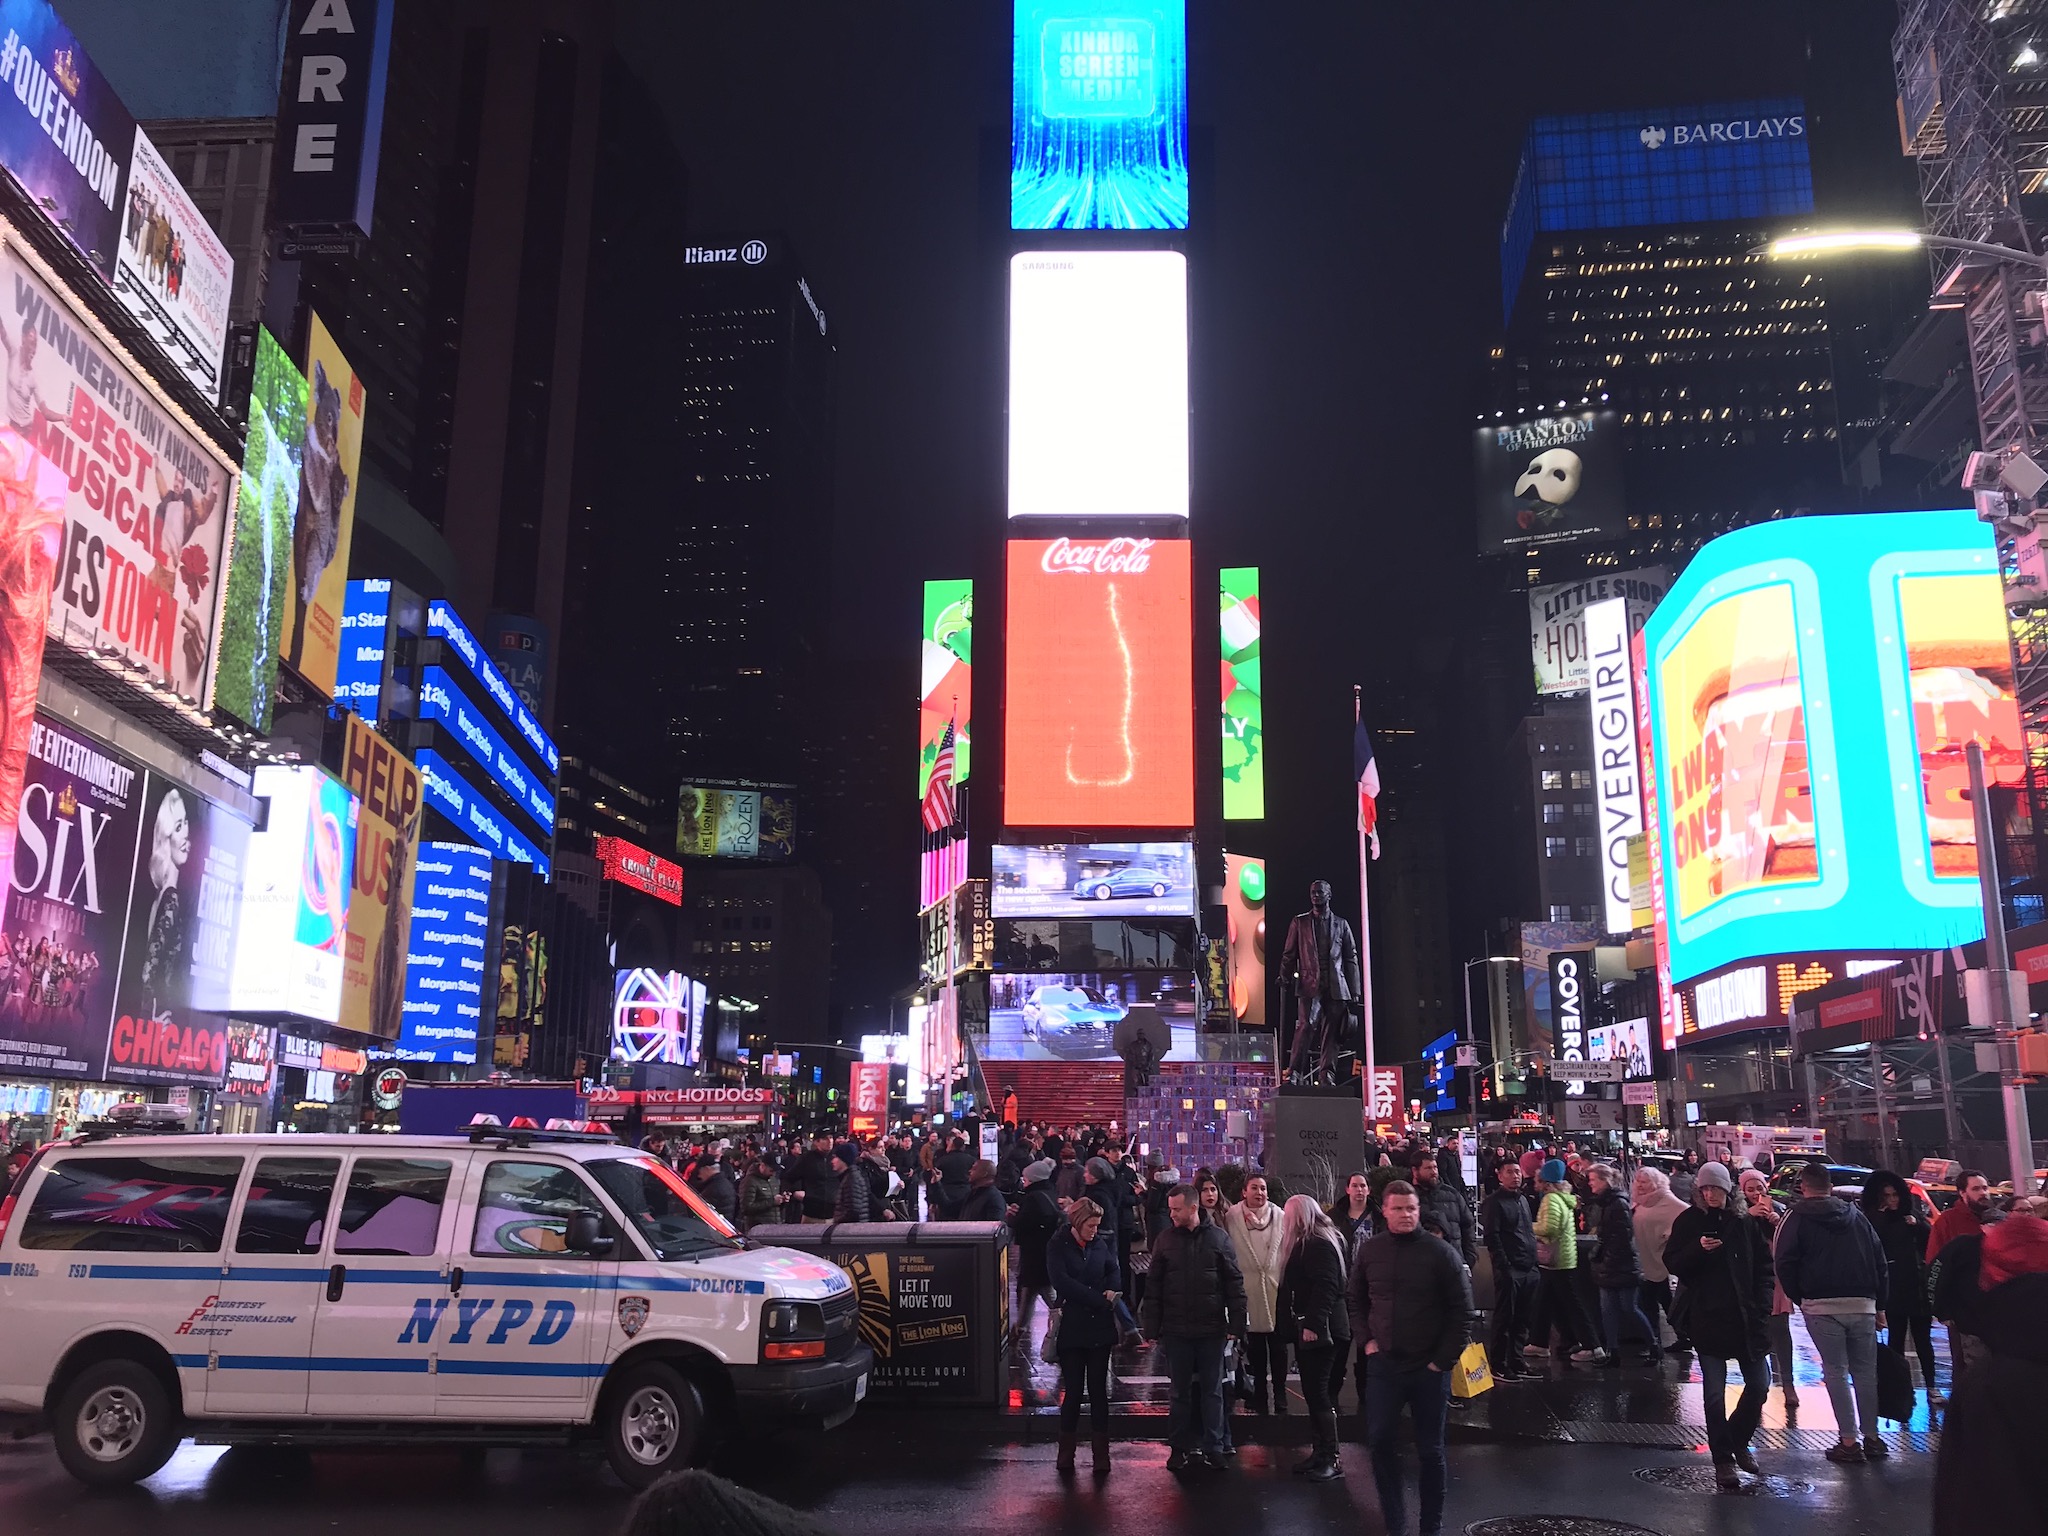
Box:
[1897,0,2048,890]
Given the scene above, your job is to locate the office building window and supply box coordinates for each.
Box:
[1540,770,1564,789]
[1569,770,1593,790]
[1575,836,1597,857]
[1544,837,1567,858]
[1542,803,1564,824]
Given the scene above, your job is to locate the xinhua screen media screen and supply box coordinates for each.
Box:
[1012,0,1188,230]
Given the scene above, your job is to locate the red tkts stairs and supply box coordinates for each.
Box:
[987,1061,1126,1130]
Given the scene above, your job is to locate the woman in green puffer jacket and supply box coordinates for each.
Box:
[1531,1159,1601,1360]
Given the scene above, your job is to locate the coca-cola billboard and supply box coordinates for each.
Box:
[1004,538,1195,828]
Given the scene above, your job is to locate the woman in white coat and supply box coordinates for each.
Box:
[1223,1172,1290,1412]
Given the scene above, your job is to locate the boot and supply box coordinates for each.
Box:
[1056,1433,1076,1474]
[1091,1432,1111,1475]
[1305,1410,1343,1481]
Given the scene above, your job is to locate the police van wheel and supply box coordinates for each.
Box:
[604,1363,705,1487]
[52,1359,179,1487]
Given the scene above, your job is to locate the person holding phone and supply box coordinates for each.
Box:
[1665,1162,1775,1488]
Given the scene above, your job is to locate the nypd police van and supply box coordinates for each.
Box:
[0,1122,870,1487]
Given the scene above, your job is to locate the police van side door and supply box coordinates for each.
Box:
[205,1154,342,1416]
[306,1153,466,1418]
[436,1156,612,1419]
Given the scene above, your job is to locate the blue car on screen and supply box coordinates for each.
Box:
[1021,983,1127,1057]
[1072,867,1176,901]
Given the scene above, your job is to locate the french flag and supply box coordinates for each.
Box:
[1355,720,1380,860]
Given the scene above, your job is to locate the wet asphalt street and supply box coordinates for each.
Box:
[0,1415,1933,1536]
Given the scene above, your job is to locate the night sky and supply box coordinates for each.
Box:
[617,1,1906,1023]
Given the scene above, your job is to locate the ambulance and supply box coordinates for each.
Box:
[0,1121,871,1487]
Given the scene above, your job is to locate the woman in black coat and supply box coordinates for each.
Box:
[1045,1195,1122,1477]
[1275,1193,1352,1482]
[1859,1170,1937,1398]
[1934,1206,2048,1536]
[1664,1166,1775,1487]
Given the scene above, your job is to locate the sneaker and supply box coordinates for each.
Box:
[1825,1442,1866,1465]
[1570,1347,1606,1363]
[1521,1343,1550,1357]
[1734,1448,1762,1476]
[1863,1436,1891,1460]
[1714,1459,1742,1490]
[1167,1449,1192,1473]
[1305,1458,1343,1483]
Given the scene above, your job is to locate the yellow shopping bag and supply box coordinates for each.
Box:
[1449,1341,1493,1399]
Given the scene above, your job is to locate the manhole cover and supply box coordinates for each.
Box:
[1632,1466,1815,1498]
[1467,1521,1665,1536]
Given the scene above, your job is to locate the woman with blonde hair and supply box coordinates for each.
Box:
[1276,1193,1350,1481]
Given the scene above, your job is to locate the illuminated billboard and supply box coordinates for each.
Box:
[0,0,132,277]
[1476,410,1627,556]
[1004,537,1195,828]
[1530,568,1668,695]
[677,783,796,861]
[216,327,304,730]
[1587,1016,1654,1079]
[1641,510,2020,992]
[984,970,1198,1061]
[333,578,391,720]
[228,765,357,1022]
[1220,568,1263,819]
[427,600,558,773]
[921,578,972,801]
[420,665,557,831]
[416,747,551,878]
[611,968,706,1066]
[992,841,1194,917]
[1011,0,1188,230]
[394,842,490,1064]
[340,716,422,1042]
[1501,97,1813,320]
[280,312,364,699]
[595,835,683,906]
[1586,596,1646,937]
[115,127,233,401]
[1008,252,1188,522]
[1224,852,1266,1025]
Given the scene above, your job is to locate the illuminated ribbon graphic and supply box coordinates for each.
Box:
[1066,580,1136,788]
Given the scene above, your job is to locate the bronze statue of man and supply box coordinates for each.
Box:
[1278,880,1361,1084]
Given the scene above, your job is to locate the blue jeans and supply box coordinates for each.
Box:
[1162,1335,1230,1455]
[1805,1309,1879,1441]
[1598,1286,1654,1361]
[1365,1362,1450,1536]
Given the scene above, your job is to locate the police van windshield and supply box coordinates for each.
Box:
[588,1156,741,1259]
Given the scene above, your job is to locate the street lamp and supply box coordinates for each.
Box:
[1761,226,2048,273]
[1462,957,1516,1141]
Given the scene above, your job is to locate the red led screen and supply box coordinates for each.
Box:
[1004,537,1194,828]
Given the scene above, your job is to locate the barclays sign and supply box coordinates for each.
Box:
[1639,113,1804,150]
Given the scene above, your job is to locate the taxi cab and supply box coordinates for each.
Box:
[0,1120,870,1487]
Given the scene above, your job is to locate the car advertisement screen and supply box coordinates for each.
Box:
[1009,252,1188,521]
[1220,568,1263,820]
[1004,537,1194,828]
[1643,510,2018,987]
[992,841,1194,917]
[920,578,971,801]
[1476,409,1627,556]
[983,969,1198,1062]
[1012,0,1188,231]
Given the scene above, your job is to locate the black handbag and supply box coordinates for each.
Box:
[1875,1336,1915,1423]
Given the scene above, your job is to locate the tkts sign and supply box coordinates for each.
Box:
[850,1060,888,1137]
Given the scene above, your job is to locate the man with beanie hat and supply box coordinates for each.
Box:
[829,1142,872,1224]
[1082,1156,1121,1245]
[1013,1157,1063,1332]
[1665,1161,1775,1488]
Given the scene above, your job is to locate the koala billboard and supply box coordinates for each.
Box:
[1475,409,1628,555]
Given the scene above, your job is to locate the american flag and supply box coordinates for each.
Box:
[922,718,958,833]
[1355,718,1381,860]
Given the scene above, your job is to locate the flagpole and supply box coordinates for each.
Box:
[1355,685,1377,1130]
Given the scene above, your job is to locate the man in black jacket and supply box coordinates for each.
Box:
[934,1134,976,1221]
[687,1153,739,1225]
[1481,1163,1539,1379]
[1104,1142,1142,1292]
[1664,1162,1773,1487]
[1141,1184,1247,1474]
[1413,1157,1475,1267]
[792,1133,836,1224]
[828,1143,872,1223]
[1348,1181,1471,1536]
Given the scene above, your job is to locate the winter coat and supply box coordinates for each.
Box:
[1080,1177,1121,1243]
[1932,1232,2048,1536]
[1140,1219,1247,1339]
[1223,1199,1287,1334]
[1664,1202,1773,1361]
[693,1168,739,1224]
[830,1164,871,1224]
[936,1147,976,1203]
[1588,1187,1643,1288]
[1046,1228,1124,1351]
[1110,1163,1142,1239]
[1862,1189,1931,1320]
[1632,1190,1690,1284]
[1534,1189,1580,1271]
[1331,1203,1374,1255]
[1054,1161,1086,1204]
[792,1149,836,1219]
[1774,1196,1888,1311]
[739,1172,780,1229]
[956,1183,1008,1223]
[1416,1179,1475,1265]
[1014,1181,1063,1289]
[1925,1199,1990,1264]
[1480,1187,1538,1274]
[1345,1228,1471,1373]
[1277,1234,1352,1347]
